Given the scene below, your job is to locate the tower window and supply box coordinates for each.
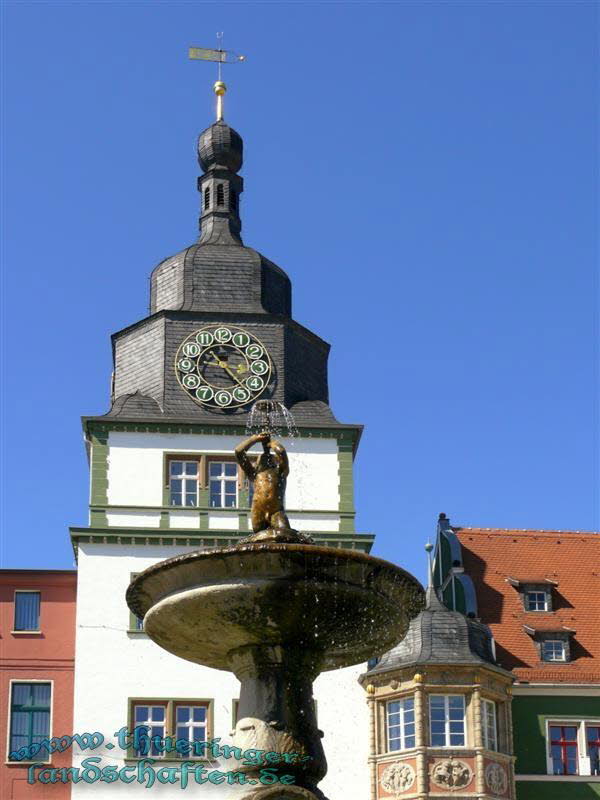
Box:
[217,184,225,206]
[386,696,415,751]
[209,461,238,508]
[204,186,210,211]
[169,460,199,507]
[230,190,238,213]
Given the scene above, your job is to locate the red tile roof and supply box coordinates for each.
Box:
[453,528,600,684]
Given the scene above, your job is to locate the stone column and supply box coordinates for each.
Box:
[413,675,428,799]
[366,690,378,800]
[472,683,485,799]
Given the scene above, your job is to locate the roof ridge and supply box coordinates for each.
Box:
[455,527,600,536]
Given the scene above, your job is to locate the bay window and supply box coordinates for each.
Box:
[429,694,466,747]
[481,698,498,751]
[386,696,415,751]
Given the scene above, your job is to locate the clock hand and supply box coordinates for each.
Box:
[205,351,247,389]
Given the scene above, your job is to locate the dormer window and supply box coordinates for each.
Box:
[525,590,549,611]
[542,639,566,662]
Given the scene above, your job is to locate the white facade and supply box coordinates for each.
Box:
[73,428,370,798]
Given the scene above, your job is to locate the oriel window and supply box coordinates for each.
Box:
[429,694,466,747]
[481,699,498,751]
[386,696,415,751]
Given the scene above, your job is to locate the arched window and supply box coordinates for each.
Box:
[230,190,238,213]
[204,186,210,211]
[217,184,225,206]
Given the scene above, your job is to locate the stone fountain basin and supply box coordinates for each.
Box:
[127,543,424,670]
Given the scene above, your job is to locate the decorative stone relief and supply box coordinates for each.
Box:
[485,762,508,795]
[431,759,472,791]
[380,762,416,796]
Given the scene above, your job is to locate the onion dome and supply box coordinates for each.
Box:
[198,120,243,173]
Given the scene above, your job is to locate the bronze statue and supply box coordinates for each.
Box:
[235,431,312,544]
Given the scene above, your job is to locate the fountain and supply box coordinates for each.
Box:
[127,405,424,798]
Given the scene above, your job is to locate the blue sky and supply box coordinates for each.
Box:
[1,1,597,581]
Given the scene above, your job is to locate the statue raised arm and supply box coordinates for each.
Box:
[235,431,312,545]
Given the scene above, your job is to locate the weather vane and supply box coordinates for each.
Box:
[189,33,246,121]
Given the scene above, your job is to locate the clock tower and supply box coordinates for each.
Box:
[70,88,375,799]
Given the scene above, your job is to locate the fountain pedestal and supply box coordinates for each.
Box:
[128,542,423,798]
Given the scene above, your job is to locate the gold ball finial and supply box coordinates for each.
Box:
[214,80,227,96]
[413,672,424,684]
[366,684,375,695]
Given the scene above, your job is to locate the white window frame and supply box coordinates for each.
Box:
[208,460,238,509]
[132,703,167,758]
[481,698,498,751]
[168,459,199,507]
[429,694,467,748]
[541,639,566,662]
[544,718,600,777]
[525,590,548,611]
[6,679,54,764]
[173,704,208,757]
[386,696,416,752]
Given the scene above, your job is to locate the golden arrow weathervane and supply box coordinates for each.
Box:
[189,33,246,121]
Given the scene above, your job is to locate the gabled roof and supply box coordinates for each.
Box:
[454,527,600,684]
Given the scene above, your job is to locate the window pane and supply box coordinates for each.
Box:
[193,707,206,722]
[450,733,465,746]
[209,463,221,476]
[171,493,182,506]
[404,697,414,711]
[171,462,183,475]
[185,494,196,507]
[177,707,190,722]
[184,462,197,475]
[224,463,237,476]
[405,735,415,749]
[431,722,445,734]
[177,726,188,742]
[135,706,148,722]
[225,495,236,508]
[449,721,464,733]
[12,685,31,706]
[564,727,577,740]
[449,696,464,709]
[431,733,446,746]
[151,707,165,722]
[192,726,206,741]
[15,593,40,631]
[388,701,400,714]
[32,684,50,706]
[430,696,445,708]
[185,479,197,493]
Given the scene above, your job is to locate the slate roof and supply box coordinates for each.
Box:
[454,527,600,684]
[366,581,498,676]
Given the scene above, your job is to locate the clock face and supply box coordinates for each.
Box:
[175,325,272,409]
